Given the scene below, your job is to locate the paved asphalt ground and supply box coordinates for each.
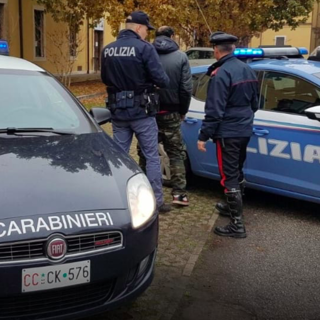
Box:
[172,186,320,320]
[86,176,320,320]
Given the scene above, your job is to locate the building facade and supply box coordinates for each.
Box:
[2,0,320,73]
[0,0,116,75]
[250,2,320,53]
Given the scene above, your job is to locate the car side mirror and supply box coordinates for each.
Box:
[305,106,320,122]
[89,107,111,125]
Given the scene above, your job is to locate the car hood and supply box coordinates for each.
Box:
[0,132,140,220]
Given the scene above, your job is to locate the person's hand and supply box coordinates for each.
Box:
[180,114,186,121]
[197,140,207,152]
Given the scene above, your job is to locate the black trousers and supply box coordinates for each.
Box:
[216,137,250,191]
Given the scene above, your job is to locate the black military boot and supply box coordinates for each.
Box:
[214,190,246,238]
[215,181,245,217]
[215,202,230,216]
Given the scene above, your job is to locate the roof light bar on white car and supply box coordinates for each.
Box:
[0,40,9,56]
[233,47,308,59]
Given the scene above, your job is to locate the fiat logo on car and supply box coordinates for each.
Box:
[47,238,67,260]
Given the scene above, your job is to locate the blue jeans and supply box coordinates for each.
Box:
[112,117,163,206]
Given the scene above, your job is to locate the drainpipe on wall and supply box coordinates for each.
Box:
[311,3,320,52]
[316,3,320,50]
[87,18,90,74]
[18,0,24,58]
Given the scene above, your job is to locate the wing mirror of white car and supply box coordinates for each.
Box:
[305,106,320,122]
[89,107,111,125]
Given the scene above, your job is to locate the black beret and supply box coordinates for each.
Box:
[209,31,238,46]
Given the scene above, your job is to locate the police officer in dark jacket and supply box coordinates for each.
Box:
[138,26,192,206]
[101,11,171,213]
[197,32,259,238]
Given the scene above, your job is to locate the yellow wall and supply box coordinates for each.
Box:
[2,0,116,74]
[251,24,312,51]
[104,20,116,45]
[2,0,20,57]
[310,2,320,51]
[250,14,313,51]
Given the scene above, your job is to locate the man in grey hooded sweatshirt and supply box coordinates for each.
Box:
[138,26,193,206]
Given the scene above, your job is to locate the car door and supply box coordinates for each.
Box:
[182,72,220,180]
[245,71,320,201]
[183,70,262,181]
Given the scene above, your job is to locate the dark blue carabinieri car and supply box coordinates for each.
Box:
[0,50,158,319]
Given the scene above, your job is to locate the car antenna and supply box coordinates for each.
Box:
[194,0,212,34]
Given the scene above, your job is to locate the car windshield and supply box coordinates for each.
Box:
[0,70,94,133]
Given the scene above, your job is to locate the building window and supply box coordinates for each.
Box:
[275,36,286,46]
[34,9,44,57]
[0,3,4,39]
[69,28,77,57]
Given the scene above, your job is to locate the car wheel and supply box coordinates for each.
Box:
[159,143,171,187]
[159,144,195,188]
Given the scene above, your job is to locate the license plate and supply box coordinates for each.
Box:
[22,260,90,293]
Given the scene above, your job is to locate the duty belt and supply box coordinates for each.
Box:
[107,90,160,115]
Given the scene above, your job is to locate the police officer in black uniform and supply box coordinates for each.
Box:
[101,11,171,212]
[197,32,259,238]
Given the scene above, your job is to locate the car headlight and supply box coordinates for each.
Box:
[127,174,156,229]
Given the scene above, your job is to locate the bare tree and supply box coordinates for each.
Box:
[46,24,85,87]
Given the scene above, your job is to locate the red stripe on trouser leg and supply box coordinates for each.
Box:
[216,140,226,190]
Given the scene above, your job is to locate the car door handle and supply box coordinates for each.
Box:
[184,117,198,124]
[253,128,269,136]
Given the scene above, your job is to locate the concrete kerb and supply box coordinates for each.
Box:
[182,211,219,277]
[159,210,219,320]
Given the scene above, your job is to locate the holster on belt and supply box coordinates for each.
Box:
[141,90,160,115]
[107,89,160,116]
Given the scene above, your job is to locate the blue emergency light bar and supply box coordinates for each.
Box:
[233,46,308,59]
[234,48,263,57]
[0,40,9,56]
[298,47,308,55]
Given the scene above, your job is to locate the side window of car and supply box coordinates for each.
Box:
[198,51,214,59]
[186,50,199,60]
[255,71,264,109]
[261,71,320,115]
[193,72,210,101]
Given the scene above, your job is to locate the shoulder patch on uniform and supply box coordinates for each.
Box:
[211,67,220,77]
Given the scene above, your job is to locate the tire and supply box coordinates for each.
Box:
[159,143,172,187]
[159,144,194,188]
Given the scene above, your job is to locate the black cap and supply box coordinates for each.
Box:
[209,31,238,46]
[125,11,155,30]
